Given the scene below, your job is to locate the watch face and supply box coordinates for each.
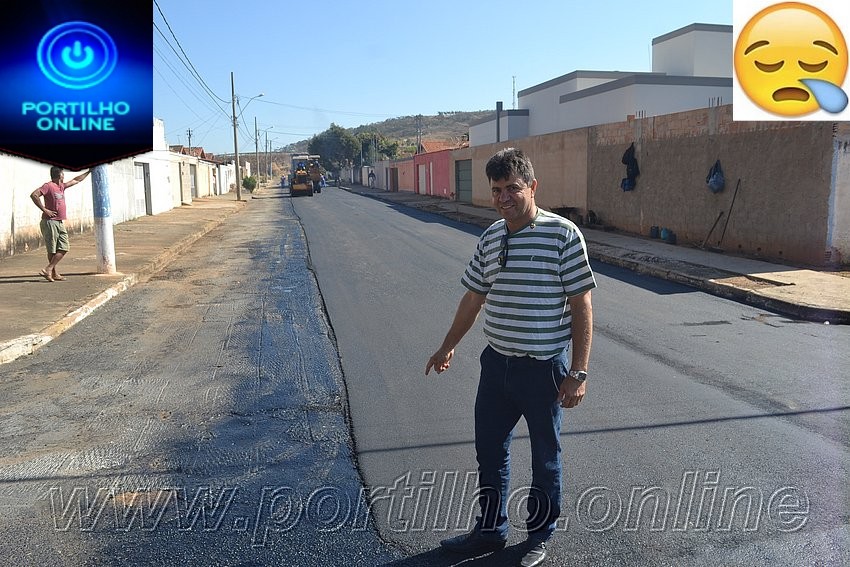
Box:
[570,370,587,382]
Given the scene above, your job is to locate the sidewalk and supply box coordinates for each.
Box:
[0,193,245,364]
[341,184,850,325]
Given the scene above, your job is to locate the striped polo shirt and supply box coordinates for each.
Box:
[461,208,596,360]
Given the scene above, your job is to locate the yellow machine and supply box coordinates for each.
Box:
[290,154,322,196]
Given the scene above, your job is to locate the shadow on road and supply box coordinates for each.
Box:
[356,405,850,457]
[591,261,697,296]
[382,543,527,566]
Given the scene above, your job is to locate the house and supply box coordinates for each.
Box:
[169,145,218,162]
[470,23,732,145]
[414,140,468,197]
[447,23,848,266]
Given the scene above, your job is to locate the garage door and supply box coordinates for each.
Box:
[455,159,472,203]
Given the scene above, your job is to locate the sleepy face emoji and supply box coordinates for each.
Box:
[735,2,848,116]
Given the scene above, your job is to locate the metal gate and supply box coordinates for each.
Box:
[133,162,152,215]
[455,159,472,203]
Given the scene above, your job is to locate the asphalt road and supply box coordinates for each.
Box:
[0,187,399,566]
[1,184,847,566]
[294,187,850,566]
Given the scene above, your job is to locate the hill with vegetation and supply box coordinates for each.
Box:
[281,110,491,154]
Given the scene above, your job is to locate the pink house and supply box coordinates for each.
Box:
[413,141,465,198]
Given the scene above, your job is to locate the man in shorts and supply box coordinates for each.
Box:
[30,166,90,282]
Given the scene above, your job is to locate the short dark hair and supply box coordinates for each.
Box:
[49,166,63,181]
[485,148,535,184]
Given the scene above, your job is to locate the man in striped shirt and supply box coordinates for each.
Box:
[425,148,595,567]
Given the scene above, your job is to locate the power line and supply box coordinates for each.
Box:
[153,23,230,121]
[154,67,208,122]
[153,0,228,104]
[255,98,394,118]
[153,45,221,118]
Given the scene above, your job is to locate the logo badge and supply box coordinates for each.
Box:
[733,1,849,120]
[37,21,118,90]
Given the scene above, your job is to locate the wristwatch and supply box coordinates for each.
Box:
[568,370,588,382]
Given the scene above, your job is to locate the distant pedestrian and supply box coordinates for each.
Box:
[368,170,376,188]
[30,166,91,282]
[425,148,595,567]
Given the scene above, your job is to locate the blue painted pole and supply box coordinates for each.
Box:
[91,164,116,274]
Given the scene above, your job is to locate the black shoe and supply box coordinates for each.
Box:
[520,539,547,567]
[440,529,507,555]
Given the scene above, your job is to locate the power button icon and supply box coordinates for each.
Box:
[37,21,117,89]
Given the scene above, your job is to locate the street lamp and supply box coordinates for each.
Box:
[230,71,263,201]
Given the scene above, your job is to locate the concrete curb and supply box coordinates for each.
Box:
[0,205,244,365]
[587,245,849,323]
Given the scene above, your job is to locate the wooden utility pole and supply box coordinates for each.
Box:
[231,71,242,201]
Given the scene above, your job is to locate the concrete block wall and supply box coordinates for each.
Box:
[457,104,843,266]
[465,129,589,215]
[587,106,835,265]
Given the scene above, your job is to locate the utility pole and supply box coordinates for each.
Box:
[187,128,193,156]
[254,116,259,185]
[265,131,270,179]
[512,76,516,109]
[231,71,242,201]
[91,165,116,274]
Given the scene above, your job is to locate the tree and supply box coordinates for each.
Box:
[307,124,359,174]
[242,176,257,192]
[355,131,399,165]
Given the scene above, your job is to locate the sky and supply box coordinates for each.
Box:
[153,0,733,155]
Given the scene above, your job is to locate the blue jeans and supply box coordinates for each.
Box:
[474,345,567,541]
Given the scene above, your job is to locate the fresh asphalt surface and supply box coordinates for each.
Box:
[0,184,846,566]
[0,187,399,566]
[294,187,849,566]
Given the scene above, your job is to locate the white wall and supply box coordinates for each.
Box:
[518,72,627,137]
[469,111,530,146]
[559,79,733,132]
[468,24,735,148]
[652,25,732,78]
[470,120,496,147]
[0,117,224,258]
[374,159,391,190]
[1,154,146,258]
[217,163,236,195]
[131,150,177,215]
[0,156,56,256]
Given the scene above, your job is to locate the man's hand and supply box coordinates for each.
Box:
[557,376,586,408]
[65,170,91,187]
[30,190,56,217]
[425,348,454,376]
